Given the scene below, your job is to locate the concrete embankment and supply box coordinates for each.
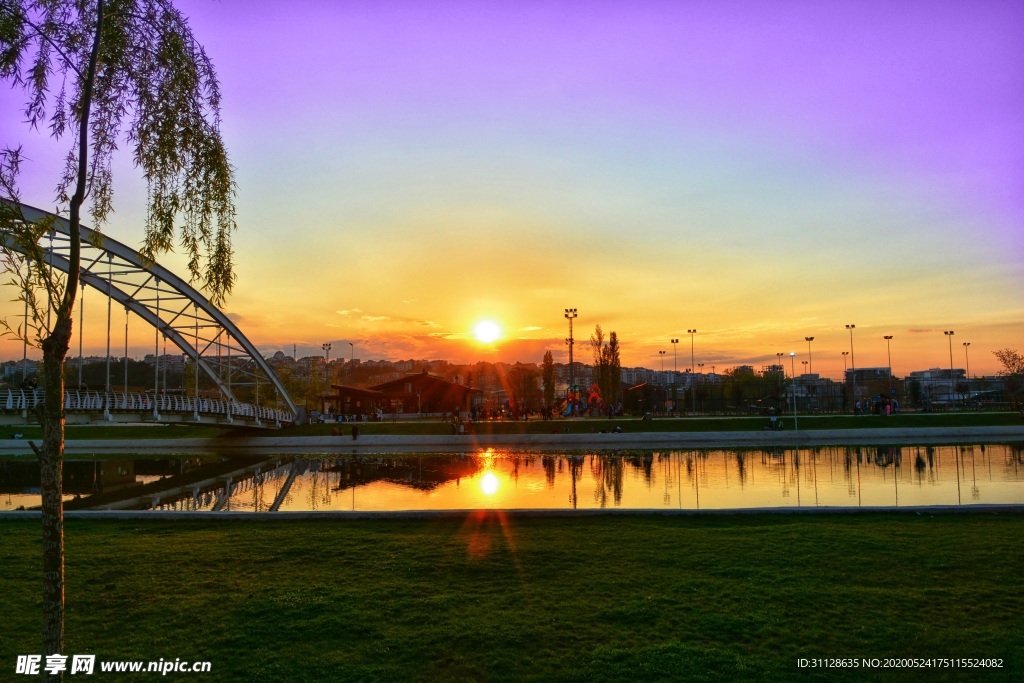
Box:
[1,425,1023,457]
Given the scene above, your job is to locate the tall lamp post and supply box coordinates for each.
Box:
[883,335,894,398]
[845,324,856,408]
[670,337,679,381]
[963,342,971,404]
[805,336,814,375]
[944,330,955,409]
[565,308,577,407]
[348,341,354,384]
[789,351,798,430]
[123,306,130,394]
[687,329,697,413]
[697,362,705,414]
[842,351,849,411]
[776,352,784,401]
[322,342,331,413]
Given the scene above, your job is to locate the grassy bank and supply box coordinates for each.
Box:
[3,411,1022,441]
[2,513,1022,681]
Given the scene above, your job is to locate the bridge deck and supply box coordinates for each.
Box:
[0,389,292,429]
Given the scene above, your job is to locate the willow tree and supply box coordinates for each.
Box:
[0,0,235,672]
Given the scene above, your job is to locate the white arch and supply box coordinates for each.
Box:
[2,201,297,420]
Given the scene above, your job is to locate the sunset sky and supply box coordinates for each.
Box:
[2,0,1022,378]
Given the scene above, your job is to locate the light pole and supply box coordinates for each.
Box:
[944,330,955,409]
[123,306,129,394]
[348,341,354,384]
[884,335,894,398]
[322,342,331,412]
[671,338,679,382]
[805,336,814,375]
[845,324,856,407]
[842,351,849,411]
[963,342,971,404]
[565,308,577,406]
[776,352,784,401]
[790,351,798,430]
[659,350,667,414]
[697,362,705,413]
[687,329,697,413]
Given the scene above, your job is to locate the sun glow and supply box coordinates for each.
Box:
[473,320,501,344]
[480,472,500,496]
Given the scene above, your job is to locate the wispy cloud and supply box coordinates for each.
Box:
[361,315,389,322]
[336,309,362,316]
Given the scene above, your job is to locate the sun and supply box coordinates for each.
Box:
[473,320,502,344]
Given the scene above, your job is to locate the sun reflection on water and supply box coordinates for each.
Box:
[480,471,500,496]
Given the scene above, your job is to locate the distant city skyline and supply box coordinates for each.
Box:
[2,0,1021,376]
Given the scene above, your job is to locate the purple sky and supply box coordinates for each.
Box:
[2,0,1022,372]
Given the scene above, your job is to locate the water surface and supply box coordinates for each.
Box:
[3,443,1022,512]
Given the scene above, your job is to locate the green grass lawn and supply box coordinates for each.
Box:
[2,513,1022,681]
[2,411,1017,441]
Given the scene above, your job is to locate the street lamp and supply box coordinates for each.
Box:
[944,330,955,409]
[804,336,814,375]
[564,308,577,395]
[776,352,784,399]
[348,341,354,384]
[845,324,856,406]
[671,338,679,384]
[884,335,894,397]
[322,342,331,411]
[687,329,697,413]
[963,342,971,403]
[697,363,705,413]
[789,351,798,430]
[659,350,667,413]
[842,351,849,411]
[124,306,130,394]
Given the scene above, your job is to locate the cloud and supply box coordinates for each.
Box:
[520,326,543,331]
[415,320,441,328]
[361,315,389,322]
[336,309,362,316]
[906,329,936,334]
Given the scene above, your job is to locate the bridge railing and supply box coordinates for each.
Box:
[1,388,293,425]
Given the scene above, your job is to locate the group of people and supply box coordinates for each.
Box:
[854,396,900,416]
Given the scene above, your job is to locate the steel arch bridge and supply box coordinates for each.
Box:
[1,201,297,428]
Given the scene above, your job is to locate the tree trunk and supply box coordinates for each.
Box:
[37,315,72,680]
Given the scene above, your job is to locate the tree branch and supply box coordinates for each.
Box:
[61,0,104,321]
[0,5,86,82]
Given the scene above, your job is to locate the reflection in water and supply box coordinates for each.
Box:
[2,443,1024,512]
[480,472,499,496]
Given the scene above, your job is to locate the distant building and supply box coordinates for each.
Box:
[326,370,482,416]
[906,367,966,404]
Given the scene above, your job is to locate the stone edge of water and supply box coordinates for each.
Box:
[3,505,1024,521]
